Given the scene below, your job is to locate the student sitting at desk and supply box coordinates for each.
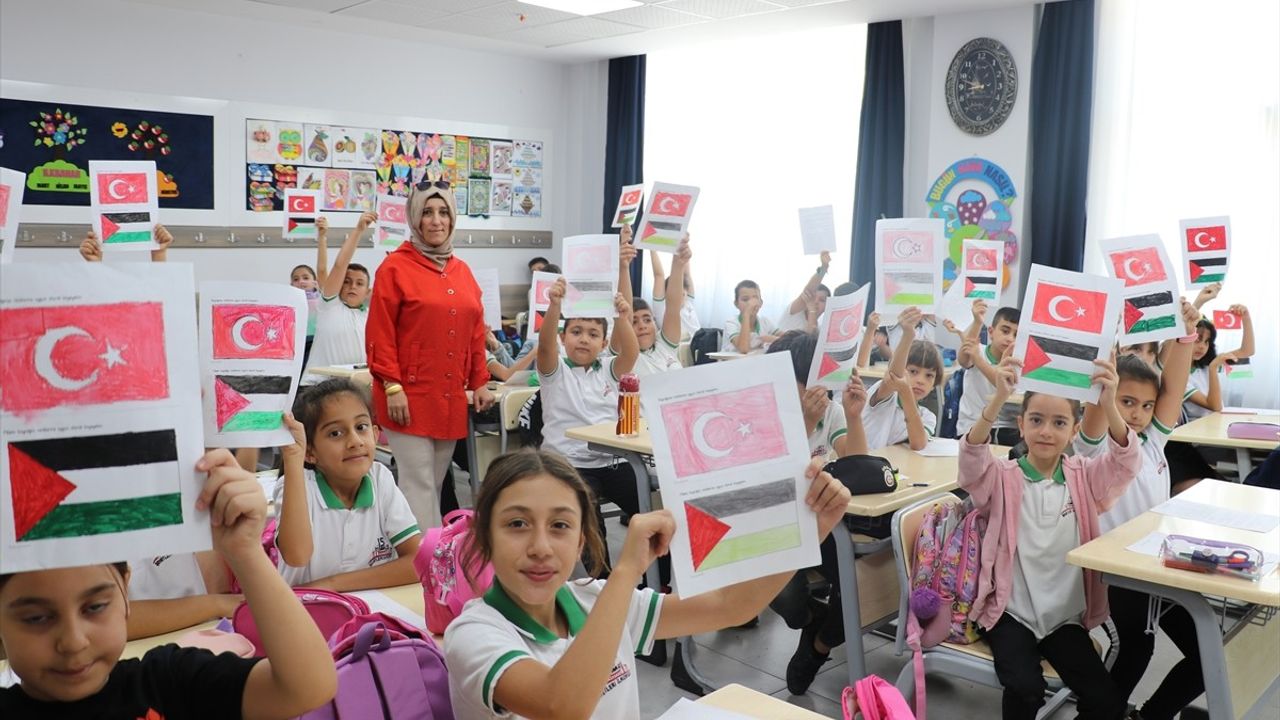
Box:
[723,279,778,353]
[649,247,702,340]
[861,307,939,451]
[619,224,690,377]
[955,300,1022,446]
[302,213,371,386]
[775,251,832,334]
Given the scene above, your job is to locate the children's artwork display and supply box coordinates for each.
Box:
[874,218,944,314]
[1,167,27,264]
[528,270,560,332]
[513,167,542,218]
[1179,216,1230,286]
[636,182,699,253]
[468,178,492,216]
[512,140,542,169]
[322,168,351,211]
[612,183,644,229]
[925,156,1020,292]
[1100,234,1183,344]
[490,180,513,217]
[807,284,869,390]
[797,205,837,255]
[641,353,818,597]
[89,160,159,252]
[282,189,319,241]
[561,234,619,319]
[303,124,333,167]
[330,126,379,169]
[296,166,324,192]
[1013,264,1123,404]
[0,262,206,572]
[469,138,491,178]
[198,282,307,447]
[349,170,375,212]
[375,193,409,249]
[489,140,513,179]
[473,267,502,329]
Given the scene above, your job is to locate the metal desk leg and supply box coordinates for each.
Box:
[834,528,867,689]
[465,411,481,498]
[1236,447,1253,480]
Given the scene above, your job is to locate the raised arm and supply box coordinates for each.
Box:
[536,278,566,376]
[834,374,870,456]
[1191,282,1221,310]
[612,294,639,377]
[660,237,691,345]
[315,217,329,286]
[885,371,930,450]
[274,414,313,569]
[1153,300,1200,429]
[321,212,370,299]
[1085,357,1129,444]
[1225,304,1254,359]
[612,227,637,354]
[956,300,988,368]
[788,251,830,315]
[649,247,667,300]
[857,312,880,368]
[870,307,920,405]
[151,224,173,262]
[961,355,1020,509]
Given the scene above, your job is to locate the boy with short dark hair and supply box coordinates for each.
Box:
[956,301,1022,444]
[723,279,778,353]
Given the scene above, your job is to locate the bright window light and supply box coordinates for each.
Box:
[519,0,641,16]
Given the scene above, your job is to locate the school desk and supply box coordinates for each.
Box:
[707,350,749,361]
[1067,480,1280,720]
[697,683,832,719]
[1170,412,1280,478]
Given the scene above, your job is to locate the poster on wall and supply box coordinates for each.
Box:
[0,98,215,209]
[924,156,1019,294]
[302,124,333,167]
[330,126,378,169]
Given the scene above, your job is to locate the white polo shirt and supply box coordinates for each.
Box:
[633,332,682,377]
[128,553,207,601]
[538,356,619,468]
[722,314,777,352]
[957,345,1018,434]
[444,579,663,720]
[1005,458,1085,639]
[1181,366,1214,421]
[776,308,814,335]
[272,462,420,586]
[1074,420,1173,533]
[860,380,937,450]
[302,293,368,385]
[652,295,702,340]
[809,400,849,462]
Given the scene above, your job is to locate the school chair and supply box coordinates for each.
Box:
[499,387,537,453]
[889,494,1117,719]
[677,341,693,367]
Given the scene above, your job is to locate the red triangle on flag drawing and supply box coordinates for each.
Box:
[101,214,121,240]
[686,503,731,570]
[1123,300,1144,332]
[1188,261,1204,282]
[214,377,251,430]
[819,353,841,378]
[882,275,900,299]
[1023,337,1051,375]
[8,444,77,540]
[964,277,977,297]
[642,223,659,240]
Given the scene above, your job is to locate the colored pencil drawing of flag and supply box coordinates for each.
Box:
[963,276,997,300]
[96,172,150,205]
[685,478,801,571]
[650,191,693,218]
[211,304,296,360]
[825,303,864,345]
[1213,310,1242,330]
[882,230,934,263]
[661,384,788,479]
[1186,256,1227,284]
[1122,292,1177,335]
[1029,283,1107,335]
[640,220,682,247]
[965,246,998,272]
[814,346,859,385]
[7,430,182,542]
[1022,335,1099,389]
[100,212,153,245]
[1108,246,1167,288]
[0,302,169,414]
[882,272,936,307]
[215,375,291,431]
[1181,219,1230,285]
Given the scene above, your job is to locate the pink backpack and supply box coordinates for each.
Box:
[299,614,453,720]
[414,509,494,635]
[843,675,916,720]
[232,588,369,657]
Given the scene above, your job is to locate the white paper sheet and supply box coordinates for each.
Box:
[473,267,503,329]
[0,166,26,264]
[798,204,837,255]
[914,437,960,457]
[1179,215,1230,288]
[636,182,699,253]
[612,182,644,228]
[641,353,818,597]
[560,234,619,319]
[198,282,308,448]
[958,238,1004,313]
[875,218,944,313]
[806,284,869,390]
[656,697,753,720]
[89,160,159,252]
[375,193,410,249]
[283,189,320,241]
[1151,497,1280,534]
[1012,264,1124,404]
[1100,234,1184,345]
[1126,530,1279,578]
[0,263,207,573]
[528,270,562,334]
[349,589,427,630]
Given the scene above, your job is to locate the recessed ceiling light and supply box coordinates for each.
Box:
[518,0,642,17]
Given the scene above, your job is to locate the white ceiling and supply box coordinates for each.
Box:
[152,0,1045,61]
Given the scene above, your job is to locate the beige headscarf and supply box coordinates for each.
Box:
[405,179,456,268]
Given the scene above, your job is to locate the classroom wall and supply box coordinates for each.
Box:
[0,0,608,297]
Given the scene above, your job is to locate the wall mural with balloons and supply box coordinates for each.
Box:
[925,156,1019,292]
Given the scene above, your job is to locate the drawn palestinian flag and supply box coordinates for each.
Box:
[1122,291,1177,334]
[1022,335,1099,389]
[814,346,859,385]
[882,272,936,306]
[99,211,153,245]
[661,384,788,478]
[1182,220,1229,285]
[215,375,292,432]
[963,276,998,301]
[685,478,801,571]
[1224,358,1253,379]
[7,430,181,542]
[639,219,682,248]
[211,304,296,360]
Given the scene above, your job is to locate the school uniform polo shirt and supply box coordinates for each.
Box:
[1182,366,1213,421]
[633,331,682,377]
[302,293,368,384]
[860,380,937,450]
[127,553,206,601]
[272,462,419,587]
[652,295,702,340]
[1005,458,1086,639]
[444,580,663,720]
[957,345,1019,434]
[722,314,777,352]
[1074,419,1173,533]
[776,308,813,334]
[808,400,848,461]
[539,356,619,468]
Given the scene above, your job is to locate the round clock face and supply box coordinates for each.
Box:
[945,37,1018,136]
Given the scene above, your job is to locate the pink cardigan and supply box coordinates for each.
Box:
[958,431,1141,631]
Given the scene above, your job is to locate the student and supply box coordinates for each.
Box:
[79,224,174,262]
[767,331,868,461]
[1074,302,1202,720]
[487,330,537,382]
[861,307,940,450]
[619,226,690,377]
[290,220,326,366]
[0,449,336,718]
[443,450,852,720]
[273,378,421,590]
[528,256,550,275]
[1177,304,1253,421]
[649,247,702,340]
[723,279,778,353]
[124,552,242,640]
[775,251,832,334]
[536,276,639,568]
[856,313,891,367]
[302,213,373,385]
[961,356,1141,720]
[956,301,1022,444]
[1118,341,1159,369]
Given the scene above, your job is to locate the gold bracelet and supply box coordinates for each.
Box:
[384,383,404,396]
[981,408,997,424]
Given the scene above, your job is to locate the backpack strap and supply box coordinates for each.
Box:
[904,610,927,720]
[367,643,436,720]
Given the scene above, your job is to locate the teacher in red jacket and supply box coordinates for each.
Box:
[366,176,495,529]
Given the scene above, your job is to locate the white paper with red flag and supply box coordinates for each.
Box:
[641,352,817,597]
[875,218,944,314]
[198,282,307,448]
[0,262,205,572]
[937,238,1004,333]
[283,189,320,241]
[89,160,159,252]
[807,284,869,390]
[611,183,644,229]
[1179,216,1230,287]
[1013,264,1124,404]
[473,267,502,330]
[375,193,409,249]
[636,182,699,253]
[1100,234,1183,345]
[560,234,619,319]
[528,270,562,333]
[0,167,26,265]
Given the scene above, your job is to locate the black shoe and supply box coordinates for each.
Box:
[785,619,830,695]
[619,511,631,526]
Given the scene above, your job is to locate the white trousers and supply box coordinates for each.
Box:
[384,429,456,530]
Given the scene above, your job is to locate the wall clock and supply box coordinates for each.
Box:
[945,37,1018,136]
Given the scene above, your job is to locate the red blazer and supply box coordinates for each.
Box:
[366,246,489,440]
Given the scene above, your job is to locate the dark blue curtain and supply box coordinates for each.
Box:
[1029,0,1095,271]
[603,55,646,290]
[850,21,905,298]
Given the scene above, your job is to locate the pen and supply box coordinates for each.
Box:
[911,482,930,487]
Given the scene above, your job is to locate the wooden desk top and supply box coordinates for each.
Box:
[845,443,1009,517]
[564,421,653,454]
[1067,480,1280,606]
[698,683,832,719]
[310,365,373,387]
[1170,412,1280,451]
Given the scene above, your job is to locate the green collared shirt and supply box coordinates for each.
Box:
[1017,456,1066,484]
[314,469,374,509]
[482,580,588,643]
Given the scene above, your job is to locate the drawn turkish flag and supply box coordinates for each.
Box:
[0,302,169,413]
[826,303,863,344]
[534,280,554,306]
[96,172,149,205]
[1029,282,1108,335]
[379,199,406,224]
[568,245,612,275]
[661,384,788,478]
[882,231,933,262]
[1108,246,1167,287]
[965,246,998,271]
[1184,225,1227,252]
[211,304,296,360]
[651,191,692,218]
[1213,310,1241,330]
[288,194,317,214]
[620,187,643,207]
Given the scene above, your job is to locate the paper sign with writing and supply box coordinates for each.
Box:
[874,218,944,313]
[612,183,645,229]
[561,234,619,319]
[89,160,159,252]
[1101,234,1182,344]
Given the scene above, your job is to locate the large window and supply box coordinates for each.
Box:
[644,25,867,330]
[1085,0,1279,409]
